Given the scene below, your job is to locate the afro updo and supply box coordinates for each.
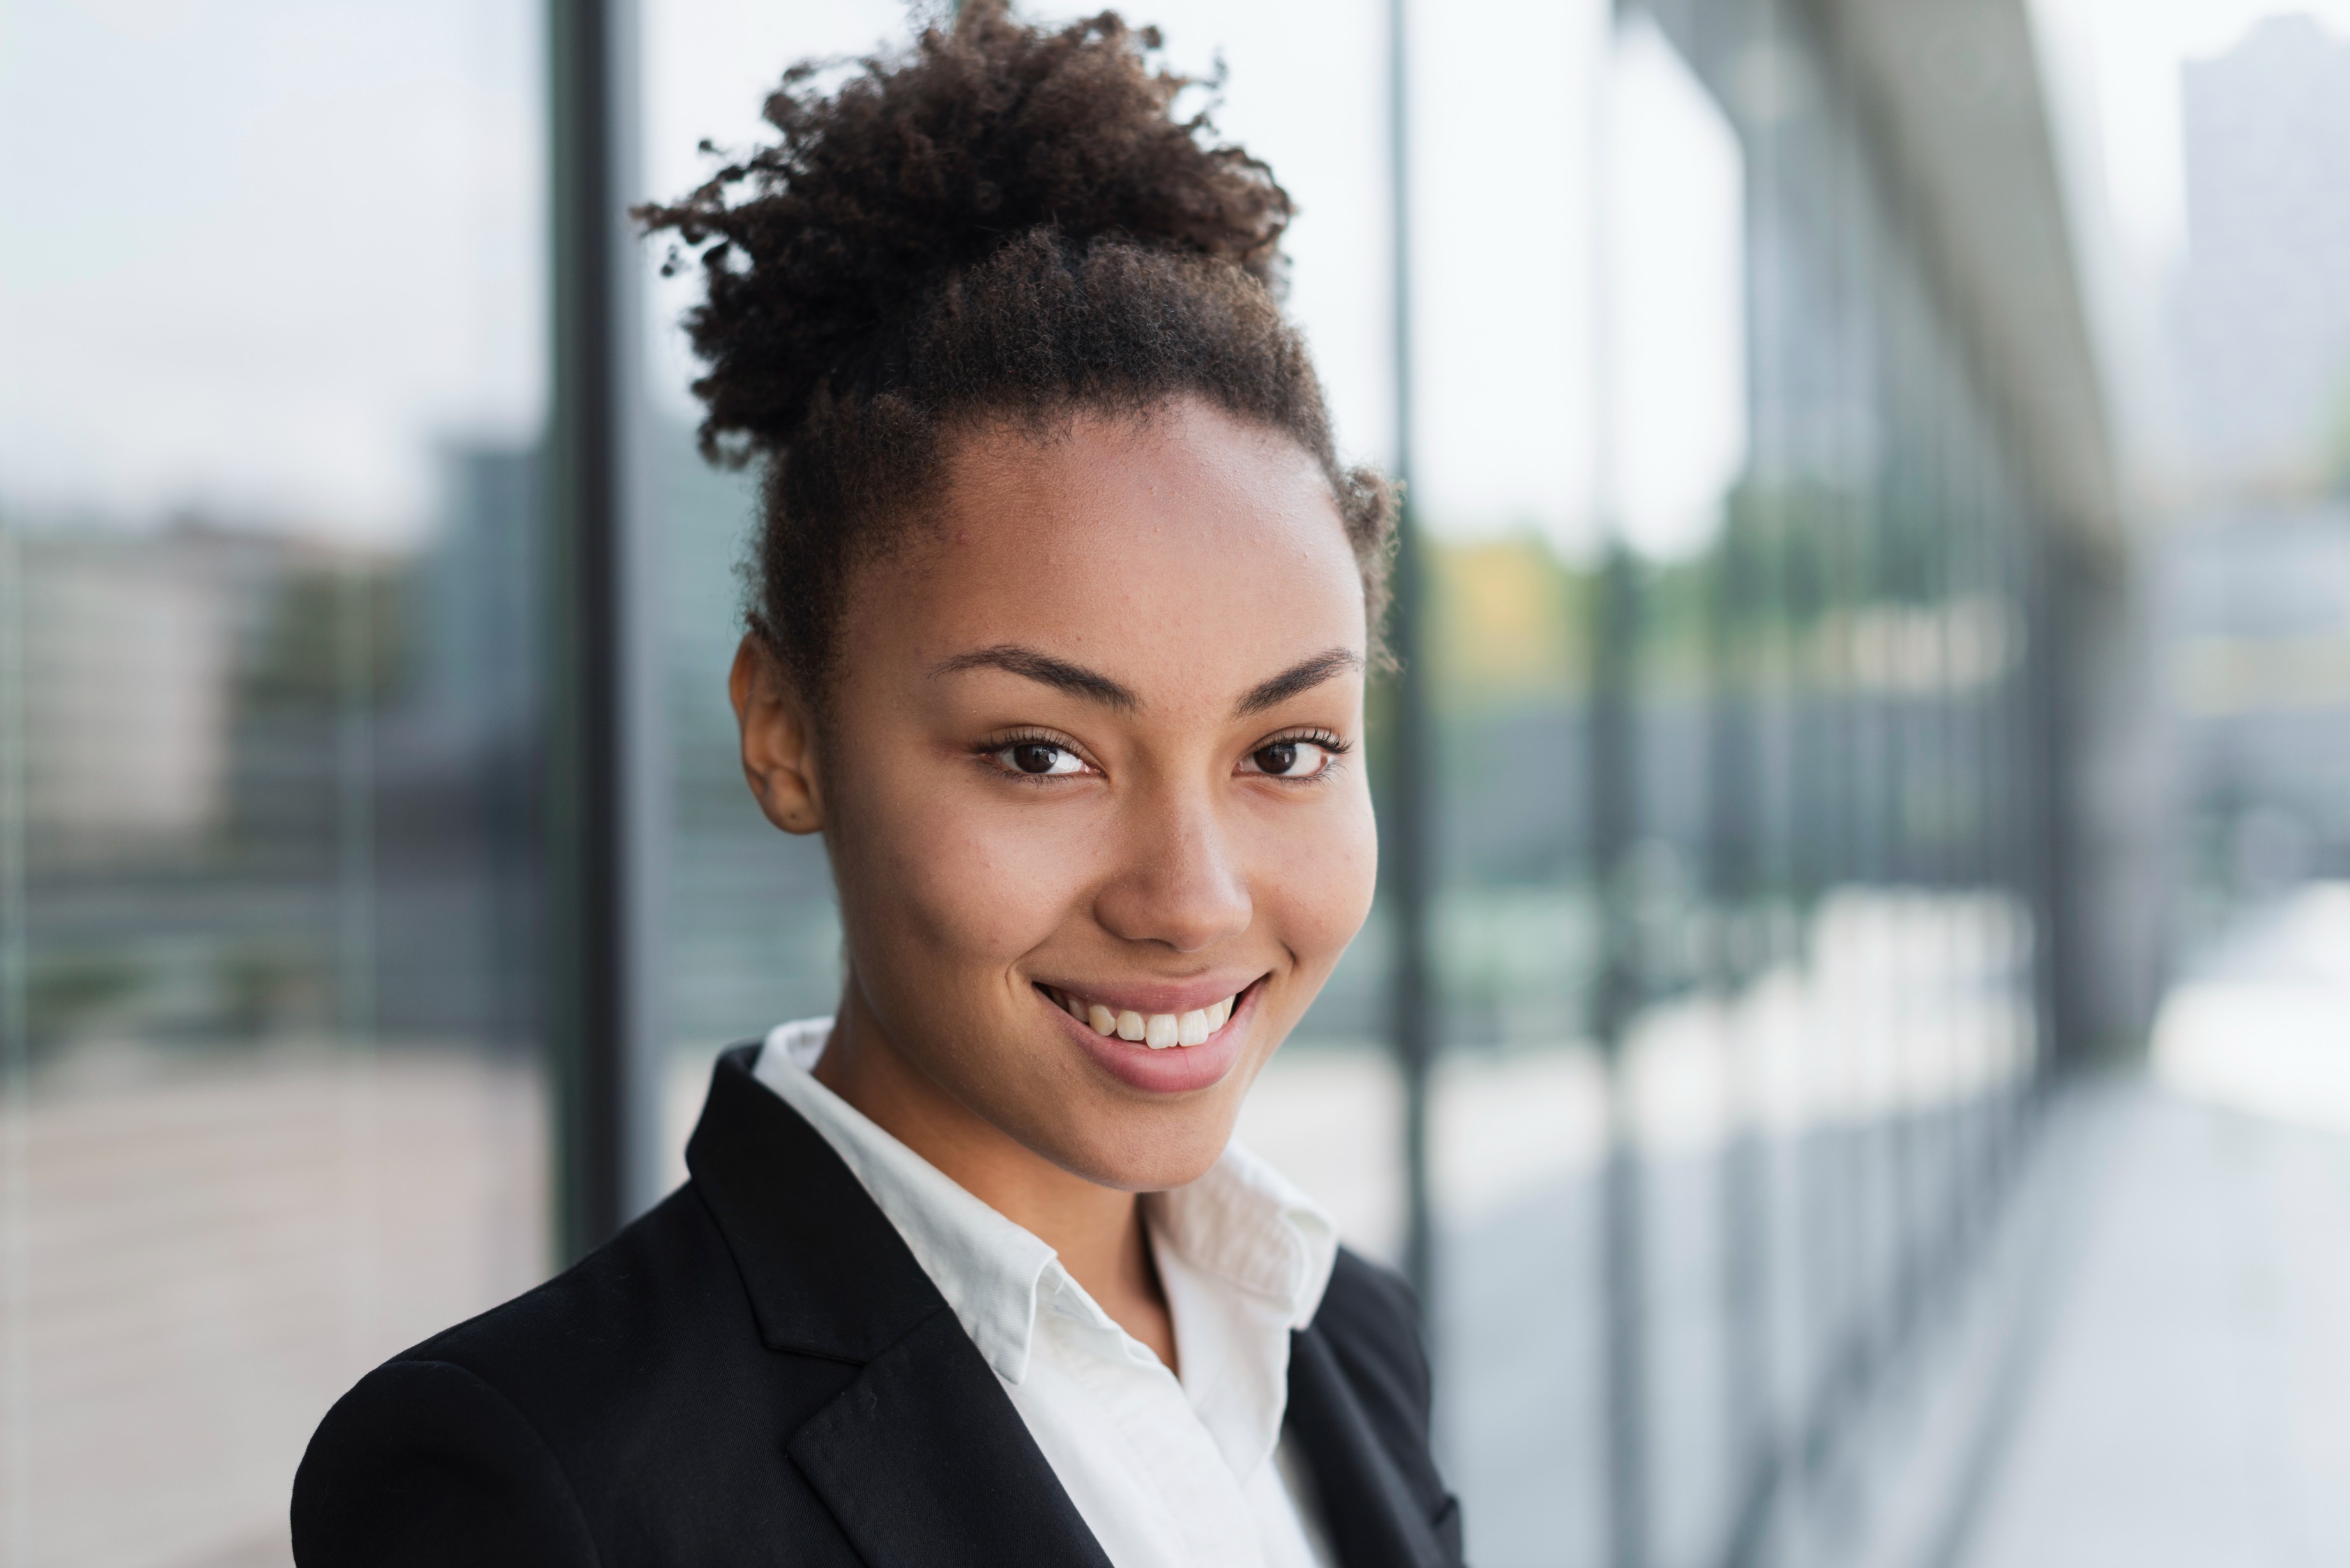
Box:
[636,0,1395,697]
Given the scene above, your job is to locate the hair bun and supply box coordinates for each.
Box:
[639,0,1293,462]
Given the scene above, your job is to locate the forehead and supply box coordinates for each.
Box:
[858,400,1368,709]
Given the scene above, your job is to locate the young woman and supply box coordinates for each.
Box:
[293,6,1461,1565]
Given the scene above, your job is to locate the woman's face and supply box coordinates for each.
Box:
[750,397,1377,1192]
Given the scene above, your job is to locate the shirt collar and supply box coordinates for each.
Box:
[1148,1140,1339,1477]
[749,1016,1340,1477]
[1149,1141,1338,1329]
[752,1018,1056,1385]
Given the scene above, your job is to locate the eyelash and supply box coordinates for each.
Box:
[1271,727,1349,755]
[1246,728,1351,783]
[973,729,1095,782]
[972,728,1353,783]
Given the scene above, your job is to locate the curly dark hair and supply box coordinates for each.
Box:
[635,0,1394,698]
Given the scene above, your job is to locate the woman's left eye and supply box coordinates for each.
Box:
[997,741,1084,776]
[1243,739,1336,779]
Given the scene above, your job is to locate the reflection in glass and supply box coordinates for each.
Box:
[0,4,549,1562]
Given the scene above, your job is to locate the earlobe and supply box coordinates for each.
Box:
[729,637,825,836]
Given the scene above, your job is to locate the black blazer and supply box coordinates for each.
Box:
[293,1044,1464,1567]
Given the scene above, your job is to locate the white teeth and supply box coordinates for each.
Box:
[1061,989,1243,1046]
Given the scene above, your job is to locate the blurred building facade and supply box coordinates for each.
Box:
[2159,15,2350,956]
[1,498,550,1565]
[2175,15,2350,495]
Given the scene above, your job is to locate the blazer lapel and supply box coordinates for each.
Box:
[788,1308,1114,1568]
[685,1045,1111,1568]
[1285,1326,1452,1568]
[686,1044,941,1359]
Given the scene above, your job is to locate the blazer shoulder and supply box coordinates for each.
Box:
[1310,1245,1435,1429]
[293,1356,598,1568]
[293,1186,730,1564]
[406,1183,741,1395]
[297,1184,812,1529]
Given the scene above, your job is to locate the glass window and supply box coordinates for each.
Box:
[1,4,549,1561]
[639,0,920,1181]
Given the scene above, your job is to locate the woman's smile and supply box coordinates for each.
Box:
[1033,974,1271,1094]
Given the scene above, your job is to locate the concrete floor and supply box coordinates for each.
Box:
[1,1042,547,1568]
[1956,1085,2350,1568]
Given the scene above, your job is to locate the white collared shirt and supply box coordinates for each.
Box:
[752,1018,1339,1568]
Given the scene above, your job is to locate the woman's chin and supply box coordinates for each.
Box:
[1048,1116,1240,1195]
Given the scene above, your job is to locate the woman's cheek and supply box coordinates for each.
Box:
[1252,786,1379,973]
[877,785,1100,967]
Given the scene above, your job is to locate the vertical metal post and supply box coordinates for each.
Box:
[1830,117,1877,1428]
[1881,259,1920,1359]
[335,562,383,1357]
[0,522,31,1568]
[1958,392,1997,1271]
[547,0,663,1264]
[1383,0,1436,1313]
[2003,465,2040,1173]
[1711,512,1775,1568]
[1725,16,1798,1555]
[2026,520,2068,1082]
[1959,430,1994,1256]
[1593,542,1648,1568]
[1719,30,1787,1552]
[1591,13,1648,1565]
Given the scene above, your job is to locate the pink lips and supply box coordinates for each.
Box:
[1044,977,1264,1095]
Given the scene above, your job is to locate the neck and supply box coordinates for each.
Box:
[813,981,1178,1369]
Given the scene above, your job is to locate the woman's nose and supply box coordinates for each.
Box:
[1091,792,1254,953]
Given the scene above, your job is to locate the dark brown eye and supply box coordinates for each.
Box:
[1243,738,1337,779]
[992,739,1083,778]
[1254,741,1300,776]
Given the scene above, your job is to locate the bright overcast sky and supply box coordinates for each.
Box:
[0,0,542,540]
[2034,0,2350,264]
[2,0,2322,545]
[2,0,1733,553]
[2030,0,2350,478]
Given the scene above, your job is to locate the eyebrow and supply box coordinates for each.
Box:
[930,642,1363,717]
[1234,647,1364,716]
[932,644,1140,711]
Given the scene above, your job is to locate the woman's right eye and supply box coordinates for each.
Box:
[998,741,1084,777]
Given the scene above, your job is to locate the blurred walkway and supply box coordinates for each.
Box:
[1954,887,2350,1568]
[2,1041,544,1568]
[1955,1082,2350,1568]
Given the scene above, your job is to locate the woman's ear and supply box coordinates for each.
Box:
[729,637,825,835]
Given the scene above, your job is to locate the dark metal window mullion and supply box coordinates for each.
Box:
[546,0,665,1265]
[1383,0,1437,1318]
